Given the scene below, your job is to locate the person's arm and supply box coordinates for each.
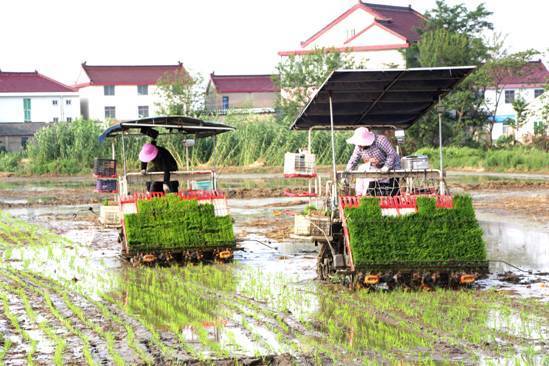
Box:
[140,161,147,174]
[377,136,398,170]
[345,146,361,171]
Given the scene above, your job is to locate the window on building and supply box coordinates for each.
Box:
[23,98,31,122]
[65,99,72,105]
[137,85,149,95]
[222,96,229,111]
[504,90,515,104]
[66,117,72,122]
[535,89,544,98]
[53,117,59,122]
[138,106,149,118]
[105,106,116,119]
[104,85,115,96]
[346,28,356,39]
[52,100,58,105]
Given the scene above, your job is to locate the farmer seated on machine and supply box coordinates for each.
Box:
[139,140,179,193]
[345,127,400,196]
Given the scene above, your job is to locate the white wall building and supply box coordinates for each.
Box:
[484,61,548,141]
[75,62,184,121]
[278,1,424,68]
[0,71,79,123]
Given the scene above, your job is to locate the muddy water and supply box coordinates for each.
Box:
[1,176,548,364]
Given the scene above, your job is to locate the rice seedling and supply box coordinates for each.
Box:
[2,270,97,366]
[0,336,12,364]
[0,290,37,365]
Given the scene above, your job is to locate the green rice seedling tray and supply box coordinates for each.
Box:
[123,194,235,253]
[342,195,487,271]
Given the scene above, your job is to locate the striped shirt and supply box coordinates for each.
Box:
[345,134,401,171]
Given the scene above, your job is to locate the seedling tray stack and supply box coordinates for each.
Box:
[121,192,235,263]
[339,195,489,288]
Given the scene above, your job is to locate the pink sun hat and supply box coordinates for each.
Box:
[346,127,375,146]
[139,143,159,163]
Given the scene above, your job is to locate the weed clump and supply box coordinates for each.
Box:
[124,195,235,252]
[345,195,486,268]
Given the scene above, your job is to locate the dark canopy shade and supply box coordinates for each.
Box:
[291,66,476,130]
[99,116,235,142]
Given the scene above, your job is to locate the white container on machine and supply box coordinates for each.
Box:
[294,214,331,237]
[401,155,430,170]
[284,150,316,177]
[99,205,121,227]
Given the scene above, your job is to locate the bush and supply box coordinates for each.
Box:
[344,195,486,269]
[125,195,235,252]
[0,152,25,173]
[415,146,549,172]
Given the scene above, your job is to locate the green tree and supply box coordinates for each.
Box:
[405,0,493,67]
[155,69,205,117]
[274,49,362,124]
[423,0,493,34]
[417,29,487,67]
[511,97,528,144]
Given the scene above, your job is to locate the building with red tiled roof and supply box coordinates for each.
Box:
[484,60,548,141]
[206,74,279,114]
[278,1,425,68]
[75,62,184,121]
[0,70,79,151]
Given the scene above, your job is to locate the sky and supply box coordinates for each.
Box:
[1,0,547,85]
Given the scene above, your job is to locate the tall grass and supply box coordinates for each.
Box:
[206,114,353,166]
[416,146,549,172]
[0,117,547,175]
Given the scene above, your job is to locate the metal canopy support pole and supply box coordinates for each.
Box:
[307,127,313,197]
[120,134,127,177]
[120,134,128,196]
[329,93,337,208]
[111,141,115,160]
[437,98,445,195]
[212,135,217,191]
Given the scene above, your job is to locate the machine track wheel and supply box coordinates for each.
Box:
[317,242,334,281]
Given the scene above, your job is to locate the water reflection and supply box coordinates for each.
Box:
[481,220,549,272]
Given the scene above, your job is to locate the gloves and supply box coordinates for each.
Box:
[163,184,170,193]
[381,166,390,173]
[140,169,146,175]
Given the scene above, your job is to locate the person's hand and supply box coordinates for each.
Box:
[162,184,170,193]
[369,157,379,165]
[140,169,146,175]
[381,166,389,173]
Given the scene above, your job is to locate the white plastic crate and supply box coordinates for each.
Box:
[294,214,311,236]
[284,151,316,176]
[294,214,331,237]
[99,205,121,226]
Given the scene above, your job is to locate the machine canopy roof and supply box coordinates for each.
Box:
[290,66,476,130]
[98,116,235,142]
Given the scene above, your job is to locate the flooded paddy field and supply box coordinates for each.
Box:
[0,173,548,365]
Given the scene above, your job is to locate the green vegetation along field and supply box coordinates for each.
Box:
[0,209,547,365]
[1,118,546,175]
